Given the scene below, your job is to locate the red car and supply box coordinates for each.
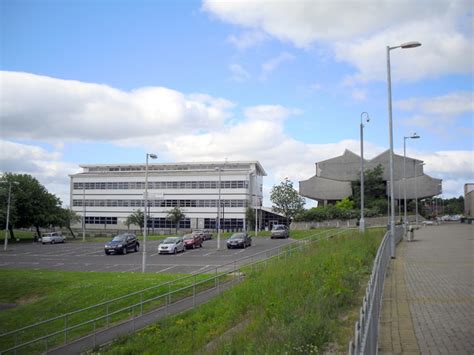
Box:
[183,234,203,249]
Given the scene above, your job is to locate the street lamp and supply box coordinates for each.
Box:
[215,167,222,250]
[250,170,259,237]
[3,181,19,251]
[403,133,420,231]
[142,153,157,273]
[82,183,86,242]
[359,112,370,233]
[387,40,421,258]
[415,162,426,225]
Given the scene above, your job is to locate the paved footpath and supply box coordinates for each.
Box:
[379,223,473,354]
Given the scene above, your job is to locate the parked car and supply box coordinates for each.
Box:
[183,234,203,249]
[158,237,185,254]
[226,233,252,249]
[193,229,213,240]
[270,224,289,239]
[104,233,139,255]
[41,232,65,244]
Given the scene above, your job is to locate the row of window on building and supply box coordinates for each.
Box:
[73,199,248,208]
[84,216,244,230]
[73,180,248,190]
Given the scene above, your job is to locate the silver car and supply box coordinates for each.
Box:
[270,224,289,239]
[41,232,65,244]
[158,237,185,254]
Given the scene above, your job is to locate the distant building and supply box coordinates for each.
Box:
[299,149,442,205]
[464,184,474,217]
[70,161,268,232]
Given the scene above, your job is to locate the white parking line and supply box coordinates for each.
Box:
[156,266,176,273]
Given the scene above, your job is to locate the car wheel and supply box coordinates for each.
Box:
[51,240,55,244]
[173,248,177,254]
[42,242,45,245]
[123,247,127,255]
[105,251,110,255]
[134,244,139,252]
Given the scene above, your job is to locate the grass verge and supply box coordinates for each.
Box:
[95,228,384,354]
[0,270,210,353]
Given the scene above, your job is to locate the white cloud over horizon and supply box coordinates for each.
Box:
[1,71,471,207]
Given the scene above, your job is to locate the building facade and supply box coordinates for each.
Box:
[299,149,442,204]
[464,183,474,218]
[70,161,265,232]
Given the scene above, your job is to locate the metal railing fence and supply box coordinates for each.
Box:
[349,225,404,355]
[1,228,354,355]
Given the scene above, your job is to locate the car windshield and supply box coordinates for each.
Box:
[230,233,245,239]
[112,235,126,242]
[163,237,179,244]
[273,226,285,230]
[183,235,194,240]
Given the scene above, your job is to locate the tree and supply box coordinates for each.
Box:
[245,207,256,230]
[58,208,81,239]
[1,173,63,240]
[351,164,387,215]
[125,209,144,234]
[166,207,186,235]
[270,178,305,227]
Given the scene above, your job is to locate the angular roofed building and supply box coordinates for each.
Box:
[299,149,442,204]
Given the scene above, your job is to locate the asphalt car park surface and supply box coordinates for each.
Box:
[0,237,295,274]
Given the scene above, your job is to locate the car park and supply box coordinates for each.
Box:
[158,237,185,254]
[270,224,289,239]
[183,234,203,249]
[104,234,139,255]
[226,233,252,249]
[41,232,65,244]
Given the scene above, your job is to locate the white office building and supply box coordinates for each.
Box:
[69,161,265,232]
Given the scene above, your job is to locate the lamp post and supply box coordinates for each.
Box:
[359,112,370,233]
[403,133,420,231]
[82,184,86,241]
[387,40,421,257]
[3,181,19,251]
[415,162,425,225]
[250,170,259,237]
[215,167,222,250]
[142,153,157,273]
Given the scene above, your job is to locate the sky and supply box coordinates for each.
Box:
[1,0,473,207]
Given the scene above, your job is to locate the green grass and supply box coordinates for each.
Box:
[96,228,384,354]
[0,270,212,353]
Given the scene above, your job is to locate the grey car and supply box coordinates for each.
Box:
[226,233,252,249]
[270,224,289,239]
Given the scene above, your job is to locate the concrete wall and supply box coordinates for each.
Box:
[291,215,423,230]
[464,190,474,218]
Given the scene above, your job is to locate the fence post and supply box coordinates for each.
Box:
[64,314,68,344]
[193,274,196,308]
[93,321,96,348]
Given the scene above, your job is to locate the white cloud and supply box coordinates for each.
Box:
[260,52,294,79]
[0,71,234,141]
[227,30,267,50]
[351,88,367,101]
[396,92,474,116]
[2,71,470,208]
[229,63,251,82]
[0,140,79,205]
[203,0,473,82]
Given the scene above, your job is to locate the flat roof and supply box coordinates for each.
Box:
[74,161,267,176]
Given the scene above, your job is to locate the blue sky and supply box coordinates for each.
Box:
[1,0,473,206]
